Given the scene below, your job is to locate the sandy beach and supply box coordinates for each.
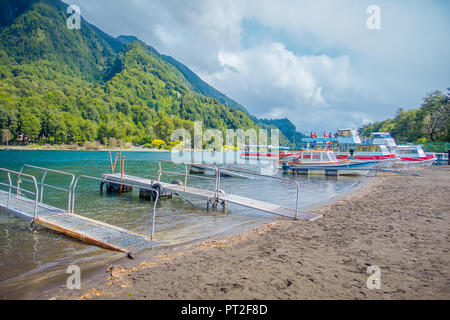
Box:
[52,166,449,300]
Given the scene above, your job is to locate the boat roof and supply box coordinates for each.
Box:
[397,145,422,149]
[245,145,293,150]
[372,132,392,135]
[300,149,334,152]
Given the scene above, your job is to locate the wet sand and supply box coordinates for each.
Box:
[55,166,449,300]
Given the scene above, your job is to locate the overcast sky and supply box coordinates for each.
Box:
[64,0,449,133]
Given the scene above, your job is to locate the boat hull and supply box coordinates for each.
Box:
[284,161,377,176]
[397,156,436,167]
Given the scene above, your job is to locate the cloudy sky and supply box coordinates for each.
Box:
[65,0,449,132]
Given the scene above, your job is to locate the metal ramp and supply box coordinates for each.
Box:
[217,193,320,221]
[103,160,322,221]
[0,167,157,256]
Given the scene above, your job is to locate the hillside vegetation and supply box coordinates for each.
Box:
[360,90,449,143]
[0,0,266,149]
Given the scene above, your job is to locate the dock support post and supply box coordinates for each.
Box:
[6,172,11,209]
[112,153,119,173]
[325,169,339,176]
[120,156,125,194]
[296,169,309,175]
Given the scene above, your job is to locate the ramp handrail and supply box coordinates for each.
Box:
[19,164,75,213]
[71,175,159,241]
[217,166,302,220]
[157,160,221,199]
[0,168,39,221]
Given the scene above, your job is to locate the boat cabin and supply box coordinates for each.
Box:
[286,150,339,163]
[396,145,427,158]
[337,128,362,144]
[372,132,397,147]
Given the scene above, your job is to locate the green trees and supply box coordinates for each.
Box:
[421,90,449,142]
[1,128,11,146]
[18,112,41,142]
[0,33,258,147]
[0,0,277,148]
[360,89,450,143]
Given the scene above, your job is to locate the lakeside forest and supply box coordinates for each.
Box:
[0,0,449,150]
[359,89,450,143]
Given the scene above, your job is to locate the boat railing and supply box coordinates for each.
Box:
[19,164,75,213]
[157,160,221,198]
[71,175,160,241]
[0,168,39,221]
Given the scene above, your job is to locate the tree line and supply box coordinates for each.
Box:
[359,89,449,143]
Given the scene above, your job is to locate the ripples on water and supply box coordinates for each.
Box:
[0,150,364,296]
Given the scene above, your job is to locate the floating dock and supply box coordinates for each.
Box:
[103,165,322,221]
[0,167,156,257]
[0,160,323,256]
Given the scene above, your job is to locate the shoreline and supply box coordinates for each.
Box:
[4,166,449,300]
[6,175,369,300]
[53,166,449,300]
[0,146,170,152]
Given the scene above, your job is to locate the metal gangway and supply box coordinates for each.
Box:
[0,165,160,257]
[103,160,322,221]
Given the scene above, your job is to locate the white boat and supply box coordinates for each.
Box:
[239,145,298,161]
[371,132,397,148]
[281,149,377,175]
[395,145,437,166]
[335,144,397,169]
[334,131,397,168]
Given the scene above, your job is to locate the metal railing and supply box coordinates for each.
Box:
[19,165,75,213]
[158,160,303,220]
[71,175,160,240]
[216,165,302,220]
[0,168,39,220]
[158,160,221,198]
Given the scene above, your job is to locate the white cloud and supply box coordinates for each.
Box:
[64,0,450,132]
[200,42,358,130]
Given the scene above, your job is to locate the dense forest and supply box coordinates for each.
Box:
[0,0,292,149]
[2,0,445,151]
[359,90,450,143]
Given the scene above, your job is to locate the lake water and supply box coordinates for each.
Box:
[0,150,364,298]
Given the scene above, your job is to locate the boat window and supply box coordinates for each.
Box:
[373,133,391,139]
[304,152,312,161]
[397,148,417,155]
[329,153,337,161]
[339,130,352,137]
[356,145,381,152]
[312,153,321,161]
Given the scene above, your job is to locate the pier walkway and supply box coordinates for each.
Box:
[104,161,322,221]
[0,167,156,256]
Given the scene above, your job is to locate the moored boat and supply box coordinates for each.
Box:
[335,144,397,169]
[281,149,377,175]
[395,145,437,166]
[239,145,298,162]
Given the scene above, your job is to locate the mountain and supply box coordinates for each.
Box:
[260,118,306,146]
[0,0,123,82]
[160,55,251,115]
[114,34,251,116]
[0,0,265,146]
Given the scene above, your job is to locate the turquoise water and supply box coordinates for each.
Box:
[0,150,364,298]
